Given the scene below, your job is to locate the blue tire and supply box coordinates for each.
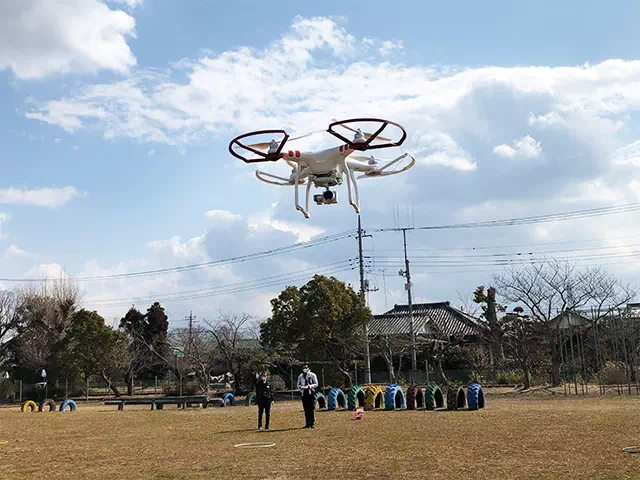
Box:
[384,384,406,410]
[327,388,346,411]
[59,399,77,412]
[467,383,485,410]
[222,392,236,407]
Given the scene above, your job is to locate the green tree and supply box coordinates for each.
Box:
[58,309,126,396]
[145,302,170,376]
[261,274,371,386]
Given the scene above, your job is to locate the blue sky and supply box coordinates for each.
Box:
[2,0,640,324]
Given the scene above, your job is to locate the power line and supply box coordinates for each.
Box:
[369,233,640,253]
[87,259,354,305]
[369,257,640,274]
[84,261,356,308]
[370,249,640,267]
[0,230,355,283]
[373,202,640,233]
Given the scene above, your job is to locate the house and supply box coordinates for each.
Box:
[550,310,592,331]
[368,301,485,342]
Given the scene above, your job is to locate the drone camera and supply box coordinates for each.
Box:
[314,190,337,205]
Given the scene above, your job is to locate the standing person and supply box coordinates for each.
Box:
[255,370,274,431]
[296,362,318,429]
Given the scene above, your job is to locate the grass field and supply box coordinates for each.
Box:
[2,391,640,479]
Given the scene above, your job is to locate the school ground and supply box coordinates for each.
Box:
[1,389,640,479]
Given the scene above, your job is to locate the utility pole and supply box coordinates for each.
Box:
[357,215,373,384]
[186,310,197,347]
[399,228,417,372]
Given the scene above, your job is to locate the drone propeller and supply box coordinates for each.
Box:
[241,131,320,150]
[331,119,391,142]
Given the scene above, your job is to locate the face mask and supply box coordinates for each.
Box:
[303,368,309,374]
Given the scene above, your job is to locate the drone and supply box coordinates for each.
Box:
[228,118,415,218]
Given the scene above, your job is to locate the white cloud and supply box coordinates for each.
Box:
[493,135,542,160]
[248,203,325,242]
[204,209,242,224]
[379,40,403,58]
[528,112,566,128]
[0,213,8,239]
[0,187,85,208]
[108,0,143,7]
[0,0,137,81]
[24,263,68,280]
[24,17,640,182]
[611,141,640,166]
[415,132,477,171]
[4,245,36,259]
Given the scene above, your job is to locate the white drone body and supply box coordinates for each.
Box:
[229,119,415,218]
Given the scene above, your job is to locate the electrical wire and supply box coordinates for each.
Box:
[85,261,357,308]
[370,249,640,267]
[373,202,640,233]
[87,259,355,305]
[0,230,355,283]
[368,233,640,253]
[366,241,640,261]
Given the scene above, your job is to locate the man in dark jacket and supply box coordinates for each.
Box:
[255,370,274,430]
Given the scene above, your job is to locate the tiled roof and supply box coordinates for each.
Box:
[369,302,483,339]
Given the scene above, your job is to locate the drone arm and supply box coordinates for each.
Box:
[356,153,416,179]
[379,153,409,172]
[255,170,293,185]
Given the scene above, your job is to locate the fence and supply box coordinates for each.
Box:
[0,374,234,404]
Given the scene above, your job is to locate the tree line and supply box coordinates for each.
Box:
[0,260,637,400]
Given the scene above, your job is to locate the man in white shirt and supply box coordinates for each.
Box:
[296,362,318,429]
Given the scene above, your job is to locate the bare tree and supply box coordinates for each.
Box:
[0,290,23,366]
[169,325,216,394]
[12,276,82,380]
[501,307,542,389]
[370,330,411,383]
[204,311,257,394]
[457,290,481,317]
[493,260,636,386]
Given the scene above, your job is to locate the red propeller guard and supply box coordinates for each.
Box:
[229,129,289,163]
[327,118,407,151]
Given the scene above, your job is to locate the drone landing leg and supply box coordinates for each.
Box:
[341,159,360,214]
[294,163,310,218]
[348,167,360,211]
[305,180,312,214]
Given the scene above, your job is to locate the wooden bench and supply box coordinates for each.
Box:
[104,396,210,411]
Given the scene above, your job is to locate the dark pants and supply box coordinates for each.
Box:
[258,400,271,429]
[302,393,315,427]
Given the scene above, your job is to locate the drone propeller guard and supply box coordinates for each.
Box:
[229,129,289,163]
[328,118,407,151]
